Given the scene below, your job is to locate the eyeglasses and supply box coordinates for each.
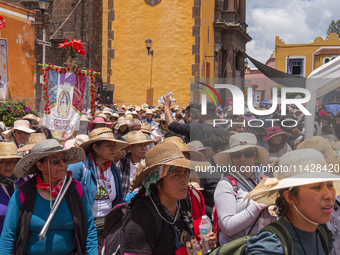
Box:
[231,150,255,159]
[15,130,29,135]
[45,156,69,165]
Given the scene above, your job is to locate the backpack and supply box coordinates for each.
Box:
[209,221,329,255]
[103,196,163,255]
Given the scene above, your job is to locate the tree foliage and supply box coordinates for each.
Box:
[326,20,340,38]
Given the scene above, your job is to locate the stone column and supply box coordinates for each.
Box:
[239,0,245,22]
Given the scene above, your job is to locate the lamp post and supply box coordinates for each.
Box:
[145,38,154,56]
[205,44,221,58]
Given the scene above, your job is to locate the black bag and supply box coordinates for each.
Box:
[103,197,163,255]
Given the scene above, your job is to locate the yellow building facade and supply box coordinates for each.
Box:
[275,33,340,78]
[102,0,217,107]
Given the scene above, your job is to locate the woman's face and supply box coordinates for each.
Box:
[159,167,190,202]
[36,152,68,184]
[119,124,128,132]
[0,158,19,178]
[287,181,335,225]
[235,125,245,133]
[231,148,256,174]
[114,148,126,162]
[270,135,282,145]
[93,141,116,163]
[160,121,168,131]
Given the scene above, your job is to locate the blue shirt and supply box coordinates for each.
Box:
[0,187,98,255]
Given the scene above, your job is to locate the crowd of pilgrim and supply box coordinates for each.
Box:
[0,92,339,255]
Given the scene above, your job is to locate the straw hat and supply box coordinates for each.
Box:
[297,136,340,166]
[122,105,126,109]
[155,114,166,123]
[17,133,47,152]
[131,111,141,119]
[80,114,90,122]
[127,105,134,110]
[118,110,125,115]
[0,142,22,159]
[102,107,112,115]
[187,140,215,159]
[130,142,210,191]
[125,114,133,123]
[64,134,90,149]
[145,109,154,115]
[141,123,152,135]
[2,120,36,139]
[152,107,161,113]
[19,114,39,125]
[190,181,203,191]
[142,103,148,109]
[89,117,112,131]
[98,113,111,122]
[14,139,85,178]
[162,136,206,162]
[214,133,269,166]
[126,131,154,146]
[115,117,128,130]
[111,113,119,118]
[79,127,128,152]
[245,149,340,205]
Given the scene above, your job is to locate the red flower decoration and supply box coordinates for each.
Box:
[0,16,6,29]
[58,38,86,58]
[253,84,258,88]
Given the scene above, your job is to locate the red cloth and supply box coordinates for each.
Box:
[187,186,205,240]
[36,174,63,196]
[319,110,327,117]
[88,152,111,180]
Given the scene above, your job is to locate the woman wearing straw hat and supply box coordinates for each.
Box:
[67,127,128,253]
[2,120,36,149]
[0,139,98,254]
[142,109,157,131]
[213,133,276,246]
[244,148,338,255]
[152,114,169,144]
[0,142,26,234]
[121,143,215,254]
[113,117,129,137]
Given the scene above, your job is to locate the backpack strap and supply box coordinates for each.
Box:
[226,176,238,196]
[317,224,329,254]
[260,221,293,255]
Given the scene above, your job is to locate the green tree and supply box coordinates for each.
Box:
[326,20,340,38]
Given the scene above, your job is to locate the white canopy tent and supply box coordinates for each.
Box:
[305,56,340,138]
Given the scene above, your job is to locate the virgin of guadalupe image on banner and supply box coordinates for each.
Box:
[42,66,93,141]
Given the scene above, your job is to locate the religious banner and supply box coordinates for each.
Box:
[0,39,9,101]
[41,63,96,141]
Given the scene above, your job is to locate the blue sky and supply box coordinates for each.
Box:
[246,0,340,66]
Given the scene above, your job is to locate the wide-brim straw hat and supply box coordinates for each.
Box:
[141,123,153,135]
[115,117,128,130]
[14,139,86,178]
[89,117,112,131]
[188,140,215,159]
[19,114,39,125]
[127,105,134,110]
[214,133,269,166]
[162,136,206,162]
[245,149,340,205]
[0,142,22,159]
[145,109,153,115]
[64,134,90,149]
[118,110,125,115]
[79,127,128,152]
[80,114,90,122]
[131,111,141,119]
[152,107,161,113]
[111,113,119,118]
[17,133,47,152]
[102,107,112,114]
[98,113,111,122]
[127,130,154,146]
[297,136,340,167]
[130,142,210,191]
[2,120,36,139]
[125,114,133,123]
[155,114,165,123]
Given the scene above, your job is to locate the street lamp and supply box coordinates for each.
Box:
[145,38,153,56]
[205,44,221,58]
[25,0,50,17]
